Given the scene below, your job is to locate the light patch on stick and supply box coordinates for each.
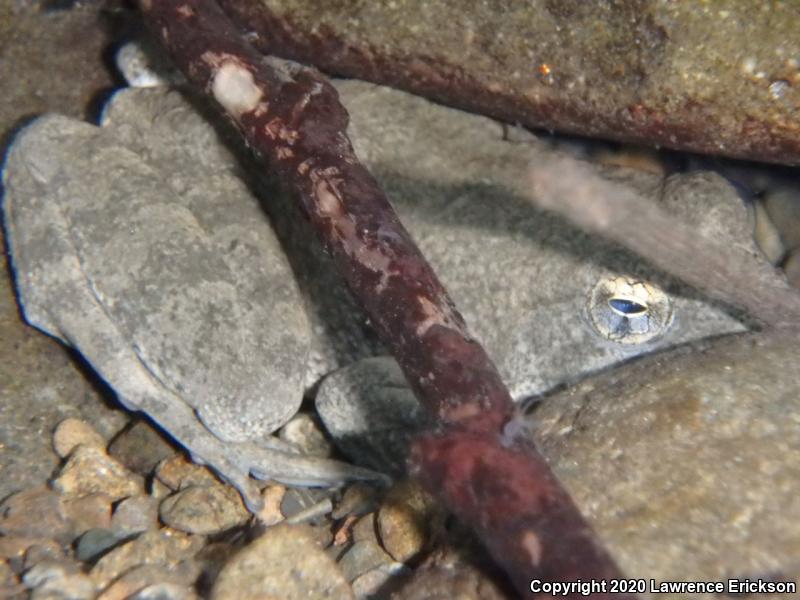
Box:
[211,61,262,118]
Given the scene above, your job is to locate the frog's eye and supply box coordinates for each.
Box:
[608,297,648,317]
[587,276,673,344]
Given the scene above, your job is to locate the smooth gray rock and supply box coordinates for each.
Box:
[524,331,800,598]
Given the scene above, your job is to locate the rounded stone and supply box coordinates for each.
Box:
[159,485,248,535]
[377,480,438,563]
[52,445,143,501]
[211,524,355,600]
[52,418,107,459]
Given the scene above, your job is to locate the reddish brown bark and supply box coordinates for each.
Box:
[140,1,636,595]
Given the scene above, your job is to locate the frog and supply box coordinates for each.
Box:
[2,75,755,509]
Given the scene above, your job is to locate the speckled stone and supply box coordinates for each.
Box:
[0,487,72,544]
[90,529,204,591]
[377,481,439,564]
[159,485,249,535]
[154,456,220,492]
[211,524,354,600]
[52,418,107,459]
[23,559,95,600]
[52,445,143,501]
[526,331,800,598]
[111,495,159,536]
[95,563,197,600]
[337,540,394,583]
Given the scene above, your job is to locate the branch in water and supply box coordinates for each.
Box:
[140,1,636,595]
[529,156,800,330]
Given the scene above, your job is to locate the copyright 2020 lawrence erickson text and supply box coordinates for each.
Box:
[529,578,797,596]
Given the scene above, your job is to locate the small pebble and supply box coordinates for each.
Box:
[149,477,172,501]
[337,540,394,582]
[75,528,128,563]
[23,542,64,570]
[0,558,19,587]
[351,513,379,544]
[377,480,439,563]
[90,529,204,591]
[255,485,285,527]
[764,182,800,250]
[753,199,786,263]
[108,420,177,477]
[111,495,159,536]
[278,413,333,457]
[95,563,194,600]
[154,456,220,492]
[159,485,249,535]
[52,445,143,501]
[52,418,106,459]
[61,493,113,537]
[0,535,48,562]
[132,582,198,600]
[211,524,355,600]
[784,248,800,288]
[0,487,73,544]
[351,562,410,599]
[23,560,95,600]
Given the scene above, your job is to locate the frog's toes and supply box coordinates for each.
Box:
[237,442,391,489]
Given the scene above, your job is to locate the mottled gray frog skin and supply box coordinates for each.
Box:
[2,80,754,507]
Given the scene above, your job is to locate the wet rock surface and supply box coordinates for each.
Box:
[0,0,130,507]
[524,331,800,598]
[221,0,800,165]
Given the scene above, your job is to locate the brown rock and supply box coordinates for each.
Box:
[96,563,196,600]
[377,480,439,563]
[0,558,20,590]
[337,540,394,582]
[61,493,113,537]
[111,495,159,536]
[0,487,72,544]
[90,529,205,591]
[22,542,65,570]
[159,485,249,535]
[22,559,95,600]
[108,420,177,477]
[351,562,409,598]
[52,418,106,459]
[0,535,52,562]
[221,0,800,165]
[211,524,355,600]
[351,513,378,544]
[154,456,220,492]
[52,445,143,501]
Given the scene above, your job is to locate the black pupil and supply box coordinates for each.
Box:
[608,297,648,317]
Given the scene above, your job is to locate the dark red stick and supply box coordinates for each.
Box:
[140,1,635,595]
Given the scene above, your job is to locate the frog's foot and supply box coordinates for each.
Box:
[138,397,389,512]
[316,356,426,476]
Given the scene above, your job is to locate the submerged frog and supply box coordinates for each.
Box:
[2,80,754,509]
